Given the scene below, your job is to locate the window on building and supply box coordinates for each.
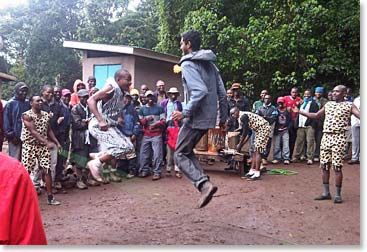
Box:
[94,64,122,89]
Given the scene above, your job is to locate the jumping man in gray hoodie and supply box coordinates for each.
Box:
[172,29,228,208]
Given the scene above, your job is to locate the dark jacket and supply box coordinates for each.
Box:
[3,98,31,141]
[71,103,97,150]
[274,108,292,135]
[256,103,278,125]
[118,102,141,137]
[160,98,183,128]
[228,95,250,112]
[295,100,319,129]
[41,99,63,135]
[179,49,228,129]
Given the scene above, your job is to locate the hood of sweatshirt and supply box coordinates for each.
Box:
[179,49,217,65]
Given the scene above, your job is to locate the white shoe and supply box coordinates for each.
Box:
[284,160,290,165]
[307,160,313,165]
[86,159,103,182]
[271,160,280,164]
[245,169,255,177]
[247,174,261,181]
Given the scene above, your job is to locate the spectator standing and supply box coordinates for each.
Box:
[87,76,96,91]
[41,85,63,189]
[117,92,140,178]
[228,83,250,112]
[71,89,99,189]
[21,95,61,205]
[313,86,328,162]
[256,94,278,167]
[153,80,168,104]
[70,79,86,106]
[138,90,166,180]
[172,29,228,208]
[140,84,149,94]
[248,89,268,163]
[283,87,303,157]
[161,87,183,178]
[3,82,31,160]
[271,97,291,164]
[292,89,319,165]
[348,95,360,164]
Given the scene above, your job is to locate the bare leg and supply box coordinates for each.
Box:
[99,153,113,163]
[254,151,261,172]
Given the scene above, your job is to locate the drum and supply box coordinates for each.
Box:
[195,132,208,151]
[208,128,226,153]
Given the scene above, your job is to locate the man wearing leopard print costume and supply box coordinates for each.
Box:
[21,95,62,205]
[293,85,360,204]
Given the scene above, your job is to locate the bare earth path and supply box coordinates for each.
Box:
[40,161,360,245]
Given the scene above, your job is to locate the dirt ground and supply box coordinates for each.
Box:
[38,159,360,245]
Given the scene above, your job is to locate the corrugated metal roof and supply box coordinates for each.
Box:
[63,41,180,64]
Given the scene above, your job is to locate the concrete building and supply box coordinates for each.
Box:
[63,41,182,97]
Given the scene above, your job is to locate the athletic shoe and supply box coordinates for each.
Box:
[313,157,320,162]
[245,170,255,178]
[271,160,280,164]
[47,197,61,206]
[284,160,290,165]
[307,160,313,165]
[76,180,88,189]
[86,159,103,182]
[246,174,261,181]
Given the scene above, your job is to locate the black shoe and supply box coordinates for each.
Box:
[197,181,218,208]
[314,193,332,200]
[347,160,359,165]
[334,196,343,204]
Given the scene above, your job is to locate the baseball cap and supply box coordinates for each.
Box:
[277,97,285,103]
[144,90,154,97]
[77,89,89,97]
[61,89,71,96]
[231,83,241,89]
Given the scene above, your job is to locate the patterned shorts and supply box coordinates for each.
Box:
[254,124,271,154]
[22,143,51,173]
[320,132,346,171]
[88,118,135,159]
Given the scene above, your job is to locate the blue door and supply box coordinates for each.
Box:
[94,64,122,90]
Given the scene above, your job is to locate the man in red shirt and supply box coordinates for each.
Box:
[283,87,303,157]
[0,153,47,245]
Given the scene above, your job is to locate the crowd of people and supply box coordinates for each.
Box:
[0,29,360,213]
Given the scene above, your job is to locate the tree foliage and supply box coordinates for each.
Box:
[0,0,360,101]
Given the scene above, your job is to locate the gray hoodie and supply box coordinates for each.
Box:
[179,49,228,129]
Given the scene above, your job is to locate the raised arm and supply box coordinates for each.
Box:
[293,106,325,119]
